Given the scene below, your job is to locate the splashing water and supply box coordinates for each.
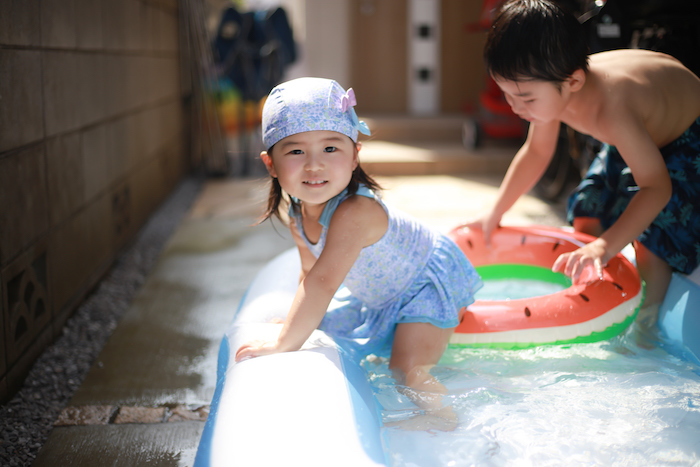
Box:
[364,281,700,466]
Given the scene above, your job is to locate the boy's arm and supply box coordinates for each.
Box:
[235,197,384,361]
[602,114,672,254]
[470,120,560,239]
[554,110,672,279]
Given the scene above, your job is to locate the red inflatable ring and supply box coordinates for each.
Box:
[448,225,644,348]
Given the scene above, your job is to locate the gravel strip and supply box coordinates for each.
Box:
[0,177,203,467]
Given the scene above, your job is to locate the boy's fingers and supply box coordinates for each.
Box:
[552,253,568,272]
[570,258,585,282]
[482,233,491,248]
[595,258,604,280]
[553,251,604,282]
[483,225,494,247]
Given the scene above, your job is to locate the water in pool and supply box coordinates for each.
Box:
[363,281,700,466]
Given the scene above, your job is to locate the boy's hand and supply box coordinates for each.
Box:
[552,238,607,282]
[462,213,501,246]
[235,339,280,362]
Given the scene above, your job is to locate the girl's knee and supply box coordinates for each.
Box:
[391,323,452,367]
[390,322,452,387]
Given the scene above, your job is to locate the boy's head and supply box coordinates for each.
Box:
[261,77,371,151]
[485,0,589,84]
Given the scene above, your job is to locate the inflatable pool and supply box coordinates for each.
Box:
[449,225,644,348]
[659,270,700,366]
[193,248,388,467]
[194,225,646,466]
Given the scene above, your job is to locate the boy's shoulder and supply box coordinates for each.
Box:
[588,49,685,76]
[581,50,700,147]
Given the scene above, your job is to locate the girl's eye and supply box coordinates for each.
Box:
[324,146,337,153]
[289,149,303,155]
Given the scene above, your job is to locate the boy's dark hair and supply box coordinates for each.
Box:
[258,144,382,224]
[484,0,589,83]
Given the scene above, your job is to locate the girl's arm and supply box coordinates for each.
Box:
[289,219,317,283]
[467,120,560,242]
[235,196,387,361]
[553,108,672,280]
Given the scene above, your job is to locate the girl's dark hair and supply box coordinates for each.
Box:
[258,144,382,224]
[484,0,589,84]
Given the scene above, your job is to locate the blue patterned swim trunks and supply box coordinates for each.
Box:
[568,116,700,274]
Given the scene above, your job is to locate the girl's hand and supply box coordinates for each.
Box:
[552,238,608,282]
[235,339,280,362]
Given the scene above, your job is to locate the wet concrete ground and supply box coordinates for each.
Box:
[31,143,569,466]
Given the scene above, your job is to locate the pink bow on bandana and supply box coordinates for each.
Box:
[340,88,358,112]
[339,88,371,136]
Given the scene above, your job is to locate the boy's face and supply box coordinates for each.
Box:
[494,76,570,124]
[261,130,359,208]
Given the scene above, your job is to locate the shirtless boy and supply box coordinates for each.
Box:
[472,0,700,322]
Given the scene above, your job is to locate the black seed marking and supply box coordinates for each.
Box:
[580,293,590,302]
[467,239,473,248]
[521,235,527,245]
[612,282,623,290]
[552,241,561,252]
[524,307,531,317]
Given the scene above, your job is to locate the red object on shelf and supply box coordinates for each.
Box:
[463,0,527,143]
[478,77,527,139]
[465,0,506,32]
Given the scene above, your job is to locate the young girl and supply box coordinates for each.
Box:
[235,77,482,429]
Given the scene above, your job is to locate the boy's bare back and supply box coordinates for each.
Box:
[570,49,700,148]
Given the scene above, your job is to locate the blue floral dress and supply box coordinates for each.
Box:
[289,185,482,357]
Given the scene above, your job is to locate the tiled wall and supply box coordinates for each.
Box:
[0,0,189,403]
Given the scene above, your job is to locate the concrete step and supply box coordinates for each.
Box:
[359,139,516,176]
[360,114,466,143]
[357,114,518,176]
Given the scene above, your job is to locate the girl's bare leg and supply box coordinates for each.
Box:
[388,321,456,431]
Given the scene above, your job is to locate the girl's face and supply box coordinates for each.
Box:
[494,76,573,124]
[262,130,359,207]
